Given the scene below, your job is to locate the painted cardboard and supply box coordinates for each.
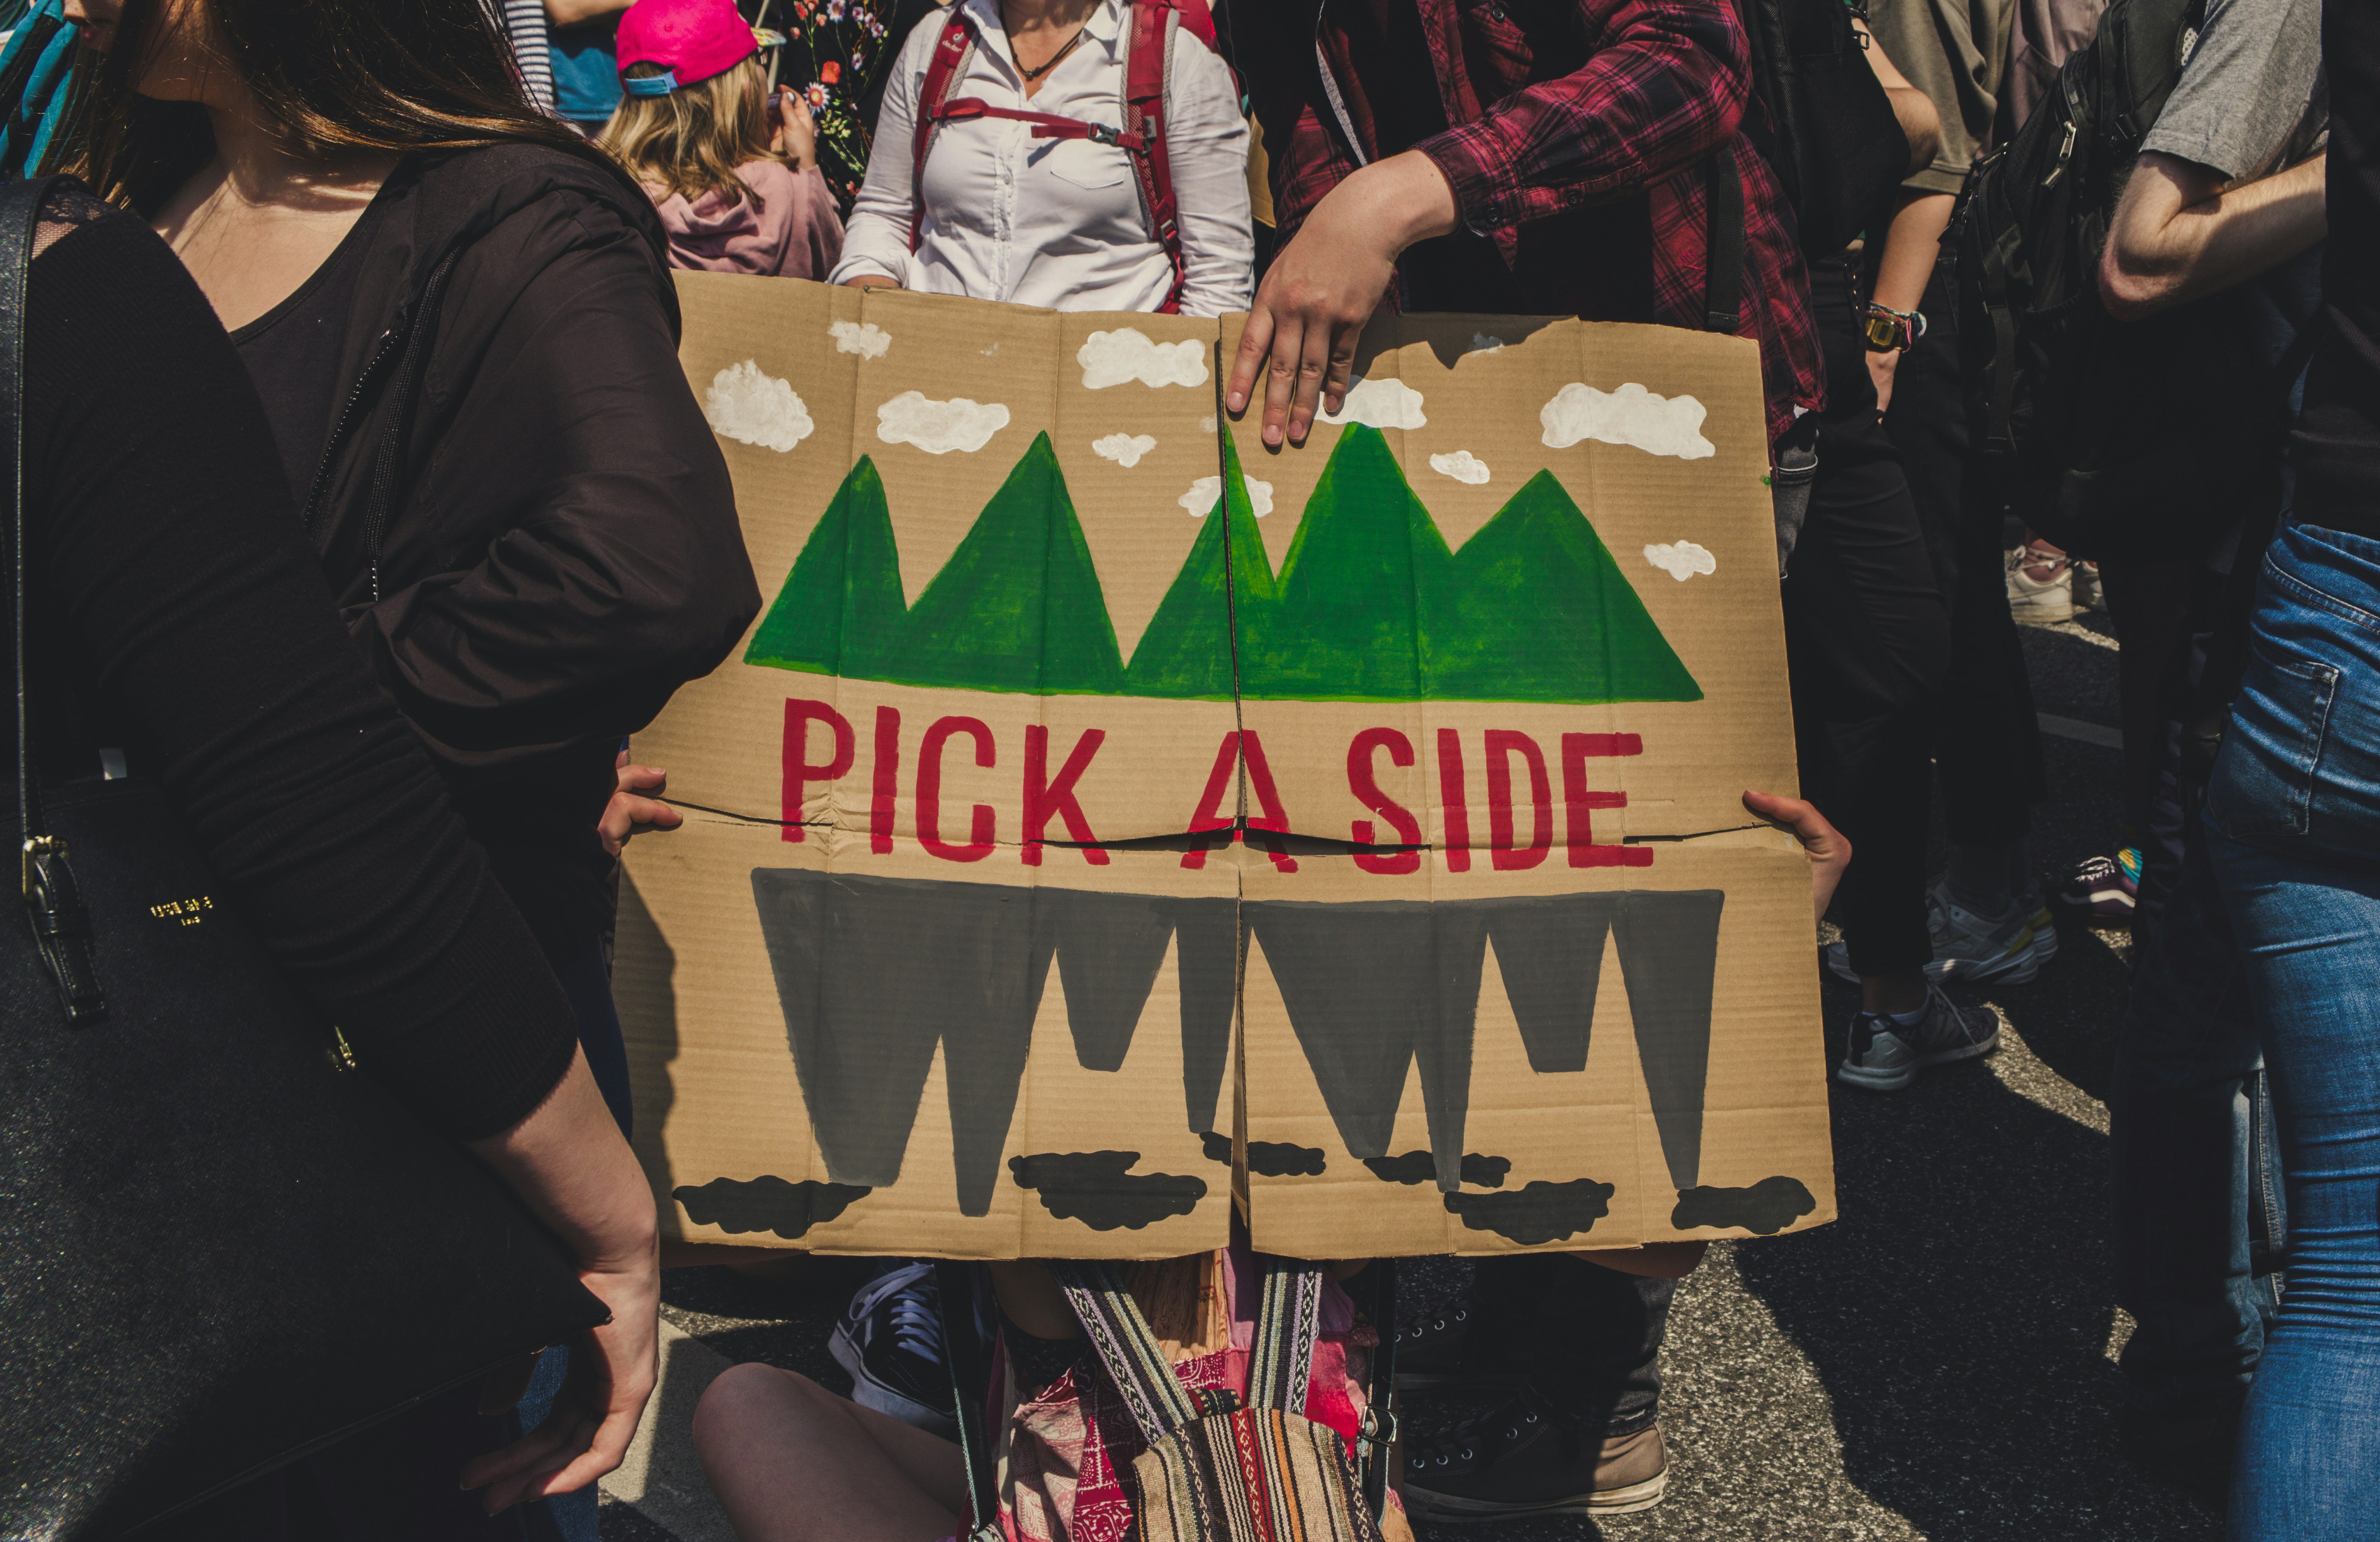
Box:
[616,274,1834,1259]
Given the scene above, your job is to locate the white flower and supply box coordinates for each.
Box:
[1643,541,1718,582]
[1077,328,1210,389]
[876,391,1010,455]
[828,320,890,359]
[1429,450,1491,485]
[1541,382,1715,460]
[704,360,812,452]
[1092,432,1157,468]
[1319,376,1426,430]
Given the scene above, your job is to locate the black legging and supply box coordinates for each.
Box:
[1781,259,1953,979]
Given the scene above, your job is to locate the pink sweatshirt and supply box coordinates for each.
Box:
[645,159,844,279]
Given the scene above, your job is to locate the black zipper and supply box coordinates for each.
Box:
[297,317,408,539]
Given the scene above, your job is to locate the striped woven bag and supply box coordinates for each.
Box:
[1056,1257,1389,1542]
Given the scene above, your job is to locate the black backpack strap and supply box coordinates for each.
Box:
[934,1261,1003,1542]
[1705,148,1745,334]
[1358,1259,1398,1522]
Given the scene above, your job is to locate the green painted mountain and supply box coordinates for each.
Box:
[743,424,1701,704]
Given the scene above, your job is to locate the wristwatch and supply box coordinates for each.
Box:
[1863,303,1926,353]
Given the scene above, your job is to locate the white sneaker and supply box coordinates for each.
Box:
[2006,542,2075,625]
[1824,881,2055,985]
[1836,985,2002,1092]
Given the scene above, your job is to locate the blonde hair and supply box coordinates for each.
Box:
[600,54,775,211]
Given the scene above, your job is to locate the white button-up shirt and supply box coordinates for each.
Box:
[828,0,1253,317]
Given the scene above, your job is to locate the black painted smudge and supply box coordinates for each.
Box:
[1201,1130,1232,1163]
[1248,1140,1327,1177]
[1442,1178,1615,1245]
[1008,1151,1207,1230]
[1363,1152,1511,1188]
[1671,1176,1817,1235]
[673,1175,871,1239]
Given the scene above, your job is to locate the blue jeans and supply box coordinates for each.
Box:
[2111,819,2284,1426]
[2205,521,2380,1539]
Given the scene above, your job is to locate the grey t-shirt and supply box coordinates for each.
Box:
[1871,0,2017,194]
[2142,0,2326,181]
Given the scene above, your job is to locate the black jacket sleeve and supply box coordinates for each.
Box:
[347,192,761,764]
[24,202,581,1140]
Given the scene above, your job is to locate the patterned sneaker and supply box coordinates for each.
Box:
[1837,985,2002,1092]
[2055,848,2140,924]
[1824,880,2054,985]
[2006,540,2075,625]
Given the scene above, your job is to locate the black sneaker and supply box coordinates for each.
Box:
[1393,1302,1479,1389]
[1400,1388,1668,1520]
[829,1261,957,1437]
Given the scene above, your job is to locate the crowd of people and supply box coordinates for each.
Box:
[4,0,2376,1536]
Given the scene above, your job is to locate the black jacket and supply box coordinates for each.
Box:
[300,143,759,957]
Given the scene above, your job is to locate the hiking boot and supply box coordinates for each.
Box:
[2007,540,2075,625]
[2055,847,2140,925]
[1400,1390,1668,1520]
[829,1261,957,1437]
[1823,880,2051,986]
[1836,984,2001,1093]
[1393,1302,1479,1389]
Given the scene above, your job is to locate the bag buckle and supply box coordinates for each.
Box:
[21,832,63,897]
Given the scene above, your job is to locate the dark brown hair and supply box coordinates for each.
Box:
[55,0,608,212]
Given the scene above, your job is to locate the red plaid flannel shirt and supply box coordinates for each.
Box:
[1240,0,1824,453]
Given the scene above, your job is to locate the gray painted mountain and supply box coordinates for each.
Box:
[747,871,1728,1216]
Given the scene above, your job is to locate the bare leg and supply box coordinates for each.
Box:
[693,1364,966,1542]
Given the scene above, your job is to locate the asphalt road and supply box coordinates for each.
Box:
[602,608,2211,1542]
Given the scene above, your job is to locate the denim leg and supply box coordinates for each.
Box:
[2202,520,2380,1540]
[2110,823,2280,1423]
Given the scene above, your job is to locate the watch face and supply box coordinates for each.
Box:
[1862,312,1904,351]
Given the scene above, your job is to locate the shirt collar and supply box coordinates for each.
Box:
[959,0,1126,64]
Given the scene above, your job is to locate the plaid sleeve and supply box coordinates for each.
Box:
[1412,0,1754,233]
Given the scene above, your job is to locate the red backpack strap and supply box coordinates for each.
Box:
[1121,0,1184,311]
[910,12,976,254]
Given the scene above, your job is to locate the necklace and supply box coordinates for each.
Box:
[1012,17,1090,79]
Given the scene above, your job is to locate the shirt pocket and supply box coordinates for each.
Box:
[1044,137,1132,190]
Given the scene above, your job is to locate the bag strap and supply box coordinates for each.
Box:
[934,1261,1003,1542]
[1,172,102,1025]
[909,13,976,254]
[1704,148,1745,334]
[1357,1259,1399,1522]
[1121,0,1186,314]
[1057,1260,1201,1445]
[1248,1255,1323,1414]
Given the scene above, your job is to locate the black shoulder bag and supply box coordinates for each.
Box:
[0,175,610,1538]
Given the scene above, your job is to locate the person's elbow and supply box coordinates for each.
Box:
[2098,238,2181,323]
[1893,88,1941,177]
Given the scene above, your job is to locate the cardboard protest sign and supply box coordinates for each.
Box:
[615,275,1833,1260]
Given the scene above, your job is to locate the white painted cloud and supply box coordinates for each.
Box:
[876,390,1010,455]
[1429,450,1491,485]
[980,342,1001,357]
[828,320,890,359]
[1200,414,1217,434]
[1469,333,1506,354]
[1180,475,1273,518]
[1093,432,1157,468]
[1541,382,1715,460]
[1078,327,1210,390]
[704,359,812,453]
[1644,540,1717,582]
[1319,376,1426,430]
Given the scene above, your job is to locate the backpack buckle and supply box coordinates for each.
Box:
[1089,123,1122,147]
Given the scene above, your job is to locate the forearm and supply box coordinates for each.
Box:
[1870,192,1954,315]
[2102,151,2327,321]
[467,1048,658,1268]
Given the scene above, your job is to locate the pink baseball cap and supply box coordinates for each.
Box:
[616,0,784,95]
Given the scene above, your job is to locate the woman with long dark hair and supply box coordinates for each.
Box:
[53,0,759,1535]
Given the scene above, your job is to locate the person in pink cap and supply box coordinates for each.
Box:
[602,0,845,277]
